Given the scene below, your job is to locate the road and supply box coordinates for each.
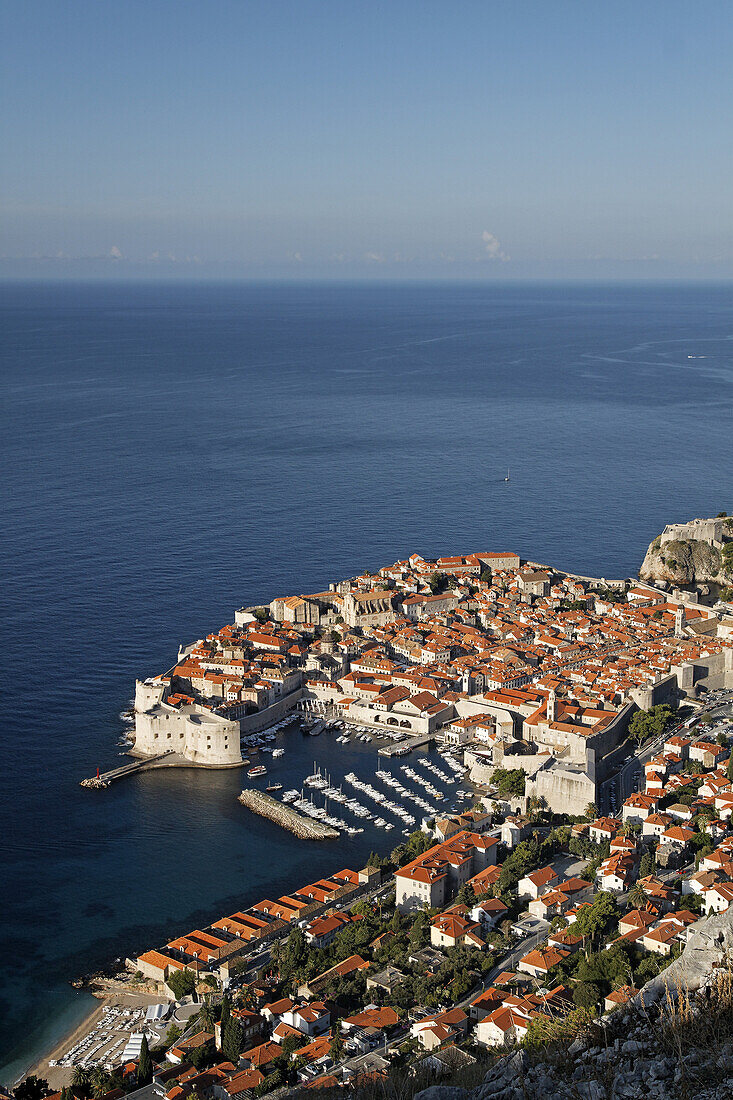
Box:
[600,689,733,815]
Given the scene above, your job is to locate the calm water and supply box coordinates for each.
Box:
[2,280,732,1081]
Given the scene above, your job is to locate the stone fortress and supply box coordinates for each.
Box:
[132,678,243,766]
[129,541,733,807]
[659,516,728,549]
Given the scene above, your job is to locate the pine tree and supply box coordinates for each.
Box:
[138,1034,152,1086]
[219,995,231,1042]
[222,1019,242,1064]
[639,849,655,878]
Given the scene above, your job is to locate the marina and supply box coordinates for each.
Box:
[235,712,479,840]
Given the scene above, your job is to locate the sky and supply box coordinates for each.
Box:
[2,0,733,280]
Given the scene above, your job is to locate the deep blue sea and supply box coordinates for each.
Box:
[2,280,732,1082]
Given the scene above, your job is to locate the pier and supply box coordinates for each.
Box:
[238,788,340,840]
[378,732,435,756]
[80,751,178,788]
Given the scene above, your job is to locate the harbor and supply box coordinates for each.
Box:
[236,712,476,840]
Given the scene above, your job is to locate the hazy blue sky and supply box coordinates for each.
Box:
[2,0,733,279]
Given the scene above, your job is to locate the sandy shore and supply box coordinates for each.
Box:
[27,991,164,1090]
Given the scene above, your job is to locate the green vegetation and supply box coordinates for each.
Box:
[496,828,568,897]
[14,1078,51,1100]
[722,542,733,575]
[164,1023,182,1047]
[490,767,526,797]
[427,571,453,594]
[572,891,618,954]
[167,966,197,1000]
[628,704,675,748]
[137,1034,152,1086]
[253,606,269,622]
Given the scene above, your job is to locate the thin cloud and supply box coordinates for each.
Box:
[481,230,509,262]
[364,251,385,263]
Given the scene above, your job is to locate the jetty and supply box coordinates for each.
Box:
[80,751,176,789]
[238,788,339,840]
[378,732,434,756]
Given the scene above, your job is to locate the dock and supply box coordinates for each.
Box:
[80,751,176,788]
[378,732,435,757]
[238,788,339,840]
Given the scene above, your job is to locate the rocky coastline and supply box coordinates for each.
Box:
[639,514,733,590]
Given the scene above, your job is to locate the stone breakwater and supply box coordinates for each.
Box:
[237,788,339,840]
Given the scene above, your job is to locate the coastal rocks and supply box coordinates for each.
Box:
[80,777,110,789]
[237,788,339,840]
[639,518,733,587]
[640,537,723,585]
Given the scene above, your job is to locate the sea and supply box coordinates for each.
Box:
[1,279,732,1082]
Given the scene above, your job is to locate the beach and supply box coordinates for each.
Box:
[26,991,165,1091]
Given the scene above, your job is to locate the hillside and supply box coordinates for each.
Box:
[412,906,733,1100]
[639,515,733,590]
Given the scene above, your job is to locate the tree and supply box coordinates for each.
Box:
[138,1034,153,1086]
[573,891,617,954]
[220,994,231,1036]
[14,1078,51,1100]
[198,998,216,1032]
[480,568,493,585]
[636,954,663,983]
[638,849,656,878]
[280,1033,302,1060]
[573,981,601,1011]
[585,803,598,821]
[329,1023,344,1063]
[70,1068,91,1097]
[727,754,733,784]
[491,768,525,797]
[165,1023,182,1048]
[629,704,675,749]
[89,1068,113,1099]
[167,967,196,1001]
[189,1040,215,1070]
[456,883,477,907]
[222,1017,242,1064]
[526,794,547,818]
[627,883,647,910]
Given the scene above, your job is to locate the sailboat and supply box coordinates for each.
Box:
[504,468,510,482]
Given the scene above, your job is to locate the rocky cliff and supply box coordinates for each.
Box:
[639,516,733,588]
[414,907,733,1100]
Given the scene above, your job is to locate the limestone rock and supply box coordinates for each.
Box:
[413,1088,469,1100]
[639,524,732,587]
[635,904,733,1004]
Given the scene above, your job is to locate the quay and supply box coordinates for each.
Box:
[238,788,340,840]
[79,751,207,789]
[378,732,434,756]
